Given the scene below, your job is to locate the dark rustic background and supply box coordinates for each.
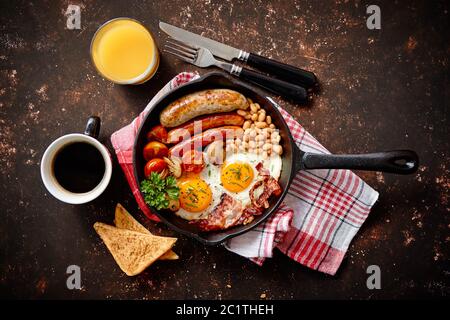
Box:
[0,0,448,299]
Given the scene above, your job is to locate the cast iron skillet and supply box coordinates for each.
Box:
[133,72,419,245]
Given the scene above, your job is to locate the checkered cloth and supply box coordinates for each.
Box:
[111,72,379,275]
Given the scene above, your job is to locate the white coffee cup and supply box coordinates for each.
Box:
[40,116,112,204]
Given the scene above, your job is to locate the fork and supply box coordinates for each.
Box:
[164,39,309,103]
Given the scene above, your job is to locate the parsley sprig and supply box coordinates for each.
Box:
[140,172,180,210]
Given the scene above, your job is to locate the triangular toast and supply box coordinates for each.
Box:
[114,203,179,260]
[93,222,176,276]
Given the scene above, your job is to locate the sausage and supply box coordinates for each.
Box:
[166,113,245,144]
[160,89,249,127]
[169,126,243,158]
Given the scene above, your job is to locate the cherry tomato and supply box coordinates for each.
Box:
[143,141,169,161]
[144,158,167,178]
[181,150,205,174]
[146,125,168,143]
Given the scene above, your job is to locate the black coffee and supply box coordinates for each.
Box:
[53,142,105,193]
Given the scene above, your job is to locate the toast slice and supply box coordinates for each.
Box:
[93,222,177,276]
[114,203,179,260]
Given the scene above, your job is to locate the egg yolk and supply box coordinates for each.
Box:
[178,178,212,213]
[221,162,254,193]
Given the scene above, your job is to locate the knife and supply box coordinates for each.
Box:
[159,21,318,89]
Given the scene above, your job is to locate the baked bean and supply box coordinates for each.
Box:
[237,110,247,116]
[255,121,268,128]
[243,121,251,130]
[266,116,272,124]
[258,113,266,122]
[271,135,281,144]
[273,145,283,155]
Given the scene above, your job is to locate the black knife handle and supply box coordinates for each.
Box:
[246,53,317,89]
[238,67,309,103]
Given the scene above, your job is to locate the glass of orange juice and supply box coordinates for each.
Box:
[90,18,159,84]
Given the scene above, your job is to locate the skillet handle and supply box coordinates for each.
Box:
[298,150,419,175]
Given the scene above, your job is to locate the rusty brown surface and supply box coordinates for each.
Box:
[0,0,448,299]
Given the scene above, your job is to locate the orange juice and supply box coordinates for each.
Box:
[90,18,159,84]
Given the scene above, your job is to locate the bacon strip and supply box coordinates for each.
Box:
[192,193,244,231]
[256,162,270,176]
[250,163,282,209]
[234,207,262,226]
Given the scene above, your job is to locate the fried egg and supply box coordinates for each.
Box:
[224,152,282,181]
[202,152,282,207]
[175,176,212,220]
[175,150,282,220]
[221,161,254,193]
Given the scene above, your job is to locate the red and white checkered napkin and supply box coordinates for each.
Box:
[111,72,379,275]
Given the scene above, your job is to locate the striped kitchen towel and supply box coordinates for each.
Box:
[111,72,379,275]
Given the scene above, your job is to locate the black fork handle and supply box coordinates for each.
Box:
[238,67,309,104]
